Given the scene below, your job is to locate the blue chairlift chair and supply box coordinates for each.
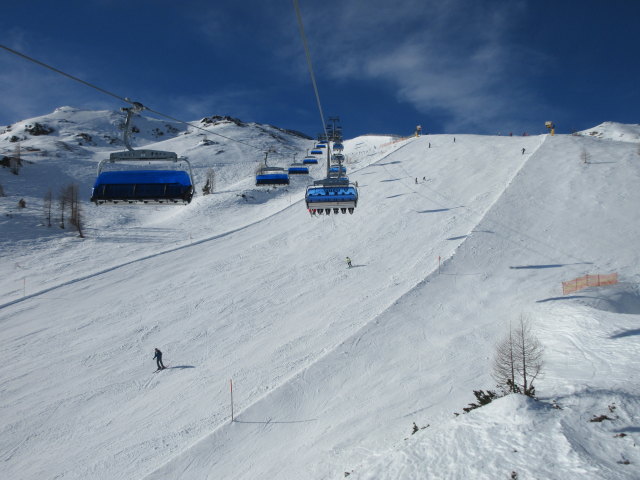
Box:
[91,150,194,205]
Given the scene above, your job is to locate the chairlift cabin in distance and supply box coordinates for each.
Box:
[91,105,195,205]
[288,163,309,175]
[255,150,290,186]
[328,164,347,177]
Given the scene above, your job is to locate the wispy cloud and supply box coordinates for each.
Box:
[0,30,118,125]
[284,0,546,133]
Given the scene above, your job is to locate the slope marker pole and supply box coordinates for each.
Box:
[230,379,234,423]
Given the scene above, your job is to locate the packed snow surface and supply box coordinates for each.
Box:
[1,110,639,479]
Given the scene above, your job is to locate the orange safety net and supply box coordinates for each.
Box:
[562,273,618,295]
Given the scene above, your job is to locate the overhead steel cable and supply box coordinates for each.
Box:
[292,0,328,141]
[0,44,297,153]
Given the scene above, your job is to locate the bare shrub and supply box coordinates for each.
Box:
[202,168,215,195]
[492,316,544,396]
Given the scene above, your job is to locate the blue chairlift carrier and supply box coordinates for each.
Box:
[305,177,358,215]
[288,163,309,175]
[91,150,194,205]
[256,166,290,186]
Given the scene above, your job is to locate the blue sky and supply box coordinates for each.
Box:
[1,0,638,138]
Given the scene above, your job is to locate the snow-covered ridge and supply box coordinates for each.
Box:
[0,106,187,151]
[0,106,315,206]
[576,121,640,143]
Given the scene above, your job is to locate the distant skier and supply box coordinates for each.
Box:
[428,142,431,148]
[346,257,352,268]
[521,147,526,155]
[453,137,456,143]
[153,348,166,370]
[415,178,418,184]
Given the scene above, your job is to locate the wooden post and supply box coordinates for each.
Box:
[230,379,234,423]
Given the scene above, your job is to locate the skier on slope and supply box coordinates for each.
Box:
[153,348,166,370]
[346,257,352,268]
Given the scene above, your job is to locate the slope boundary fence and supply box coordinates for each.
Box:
[562,273,618,295]
[379,135,414,148]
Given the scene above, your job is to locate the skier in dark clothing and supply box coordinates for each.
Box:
[346,257,352,268]
[522,147,526,155]
[153,348,165,370]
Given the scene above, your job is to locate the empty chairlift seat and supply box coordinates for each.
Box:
[256,166,290,186]
[91,150,194,205]
[288,163,309,175]
[305,178,358,215]
[302,156,319,165]
[328,165,347,178]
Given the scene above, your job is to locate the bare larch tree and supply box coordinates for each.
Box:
[493,316,544,396]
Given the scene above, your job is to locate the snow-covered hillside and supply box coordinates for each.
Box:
[1,112,639,480]
[576,121,640,143]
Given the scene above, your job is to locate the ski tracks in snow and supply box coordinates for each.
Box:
[0,199,305,314]
[0,140,398,315]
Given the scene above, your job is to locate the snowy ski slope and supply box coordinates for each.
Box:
[1,117,639,479]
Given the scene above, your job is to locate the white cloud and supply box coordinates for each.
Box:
[285,0,545,132]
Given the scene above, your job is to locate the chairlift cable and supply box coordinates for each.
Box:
[292,0,328,141]
[0,44,296,154]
